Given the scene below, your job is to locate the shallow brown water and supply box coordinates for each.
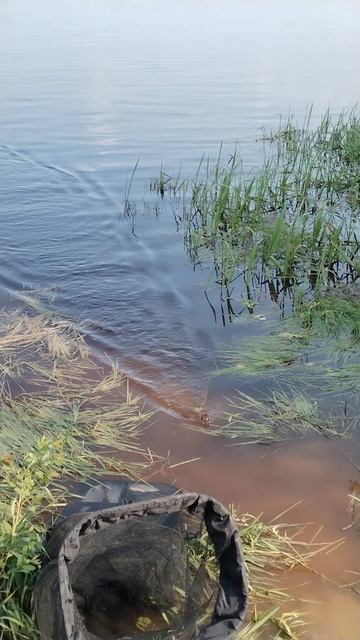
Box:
[141,405,360,639]
[1,0,360,636]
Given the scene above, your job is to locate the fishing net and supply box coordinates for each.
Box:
[34,482,248,640]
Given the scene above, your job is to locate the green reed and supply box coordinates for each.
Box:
[156,109,359,297]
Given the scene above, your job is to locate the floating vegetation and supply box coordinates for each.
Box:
[208,387,354,444]
[213,327,310,376]
[206,313,360,444]
[327,363,360,395]
[294,285,360,340]
[212,284,360,399]
[236,608,306,640]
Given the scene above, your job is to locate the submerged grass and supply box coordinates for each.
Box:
[207,311,360,443]
[210,282,360,436]
[294,285,360,340]
[213,327,310,377]
[236,608,306,640]
[210,285,360,426]
[213,387,355,444]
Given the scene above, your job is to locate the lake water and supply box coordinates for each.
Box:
[1,0,360,637]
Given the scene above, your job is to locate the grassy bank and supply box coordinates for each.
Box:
[0,297,153,638]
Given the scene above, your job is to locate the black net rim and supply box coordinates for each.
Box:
[55,492,248,640]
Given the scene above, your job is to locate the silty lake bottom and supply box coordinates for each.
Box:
[1,0,360,637]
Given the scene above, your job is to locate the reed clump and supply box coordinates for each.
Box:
[155,110,360,296]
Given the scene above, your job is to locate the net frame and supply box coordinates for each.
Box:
[34,492,248,640]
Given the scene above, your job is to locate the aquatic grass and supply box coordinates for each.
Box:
[236,609,308,640]
[150,168,188,198]
[209,387,354,444]
[0,304,89,395]
[209,293,360,443]
[325,363,360,395]
[235,608,303,640]
[155,109,360,305]
[213,285,360,379]
[0,299,155,474]
[212,327,310,376]
[294,286,360,339]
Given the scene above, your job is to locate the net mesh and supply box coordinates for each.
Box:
[34,486,248,640]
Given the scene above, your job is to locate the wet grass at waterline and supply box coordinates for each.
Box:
[0,298,343,639]
[187,507,345,640]
[236,609,306,640]
[207,284,360,444]
[0,297,155,639]
[0,298,153,459]
[211,387,355,444]
[213,326,310,376]
[179,508,341,640]
[208,339,360,444]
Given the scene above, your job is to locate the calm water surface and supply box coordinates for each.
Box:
[1,1,360,637]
